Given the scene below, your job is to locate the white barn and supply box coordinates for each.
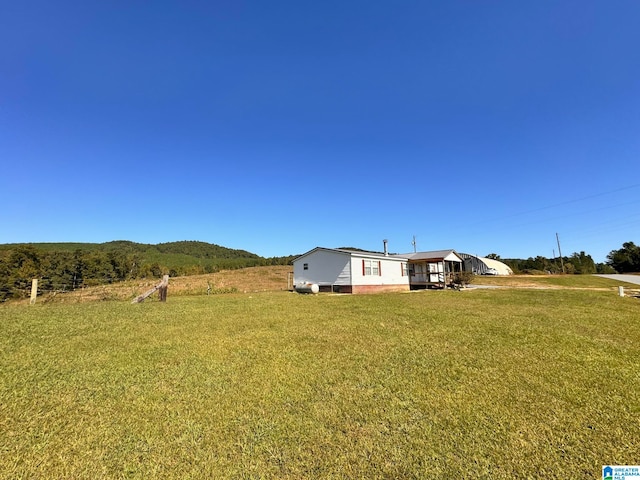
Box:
[459,253,513,275]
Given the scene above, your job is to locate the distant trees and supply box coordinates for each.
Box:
[0,247,134,300]
[502,256,559,274]
[503,251,599,274]
[0,242,296,301]
[1,247,41,300]
[607,242,640,273]
[154,241,261,260]
[501,241,640,275]
[596,263,617,274]
[567,251,596,274]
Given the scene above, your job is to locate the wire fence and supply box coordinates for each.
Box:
[2,277,130,302]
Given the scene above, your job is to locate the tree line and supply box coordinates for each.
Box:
[500,252,611,275]
[494,241,639,275]
[0,243,296,301]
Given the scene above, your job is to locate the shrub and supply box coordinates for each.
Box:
[453,271,474,286]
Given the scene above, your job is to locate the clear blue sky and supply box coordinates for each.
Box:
[1,1,639,262]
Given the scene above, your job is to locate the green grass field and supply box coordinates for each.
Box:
[1,286,639,478]
[471,274,639,289]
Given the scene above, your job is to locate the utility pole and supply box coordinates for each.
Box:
[556,233,565,273]
[412,235,417,253]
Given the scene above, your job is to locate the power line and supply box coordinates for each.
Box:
[502,199,640,230]
[468,183,640,227]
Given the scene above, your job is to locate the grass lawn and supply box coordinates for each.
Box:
[1,287,639,478]
[470,274,640,289]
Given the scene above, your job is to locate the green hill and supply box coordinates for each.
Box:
[0,241,296,301]
[0,240,260,257]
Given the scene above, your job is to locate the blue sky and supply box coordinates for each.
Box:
[1,1,639,262]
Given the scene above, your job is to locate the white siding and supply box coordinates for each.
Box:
[350,256,408,286]
[293,250,351,286]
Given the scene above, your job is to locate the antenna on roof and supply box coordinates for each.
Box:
[411,235,417,253]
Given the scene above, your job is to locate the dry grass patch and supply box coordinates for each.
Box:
[37,265,293,303]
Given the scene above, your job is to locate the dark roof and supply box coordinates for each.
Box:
[296,246,465,263]
[393,249,462,262]
[294,247,409,262]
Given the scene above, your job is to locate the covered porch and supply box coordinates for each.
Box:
[406,250,464,289]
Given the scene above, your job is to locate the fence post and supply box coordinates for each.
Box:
[132,275,170,304]
[158,275,169,302]
[618,286,625,297]
[30,279,38,305]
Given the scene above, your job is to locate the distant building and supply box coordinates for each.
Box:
[459,253,513,275]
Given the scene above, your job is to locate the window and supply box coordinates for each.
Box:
[303,263,308,270]
[362,259,381,276]
[401,263,408,276]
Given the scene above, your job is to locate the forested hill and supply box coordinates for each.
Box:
[0,240,261,258]
[0,241,296,301]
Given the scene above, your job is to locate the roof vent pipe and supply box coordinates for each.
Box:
[383,239,389,256]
